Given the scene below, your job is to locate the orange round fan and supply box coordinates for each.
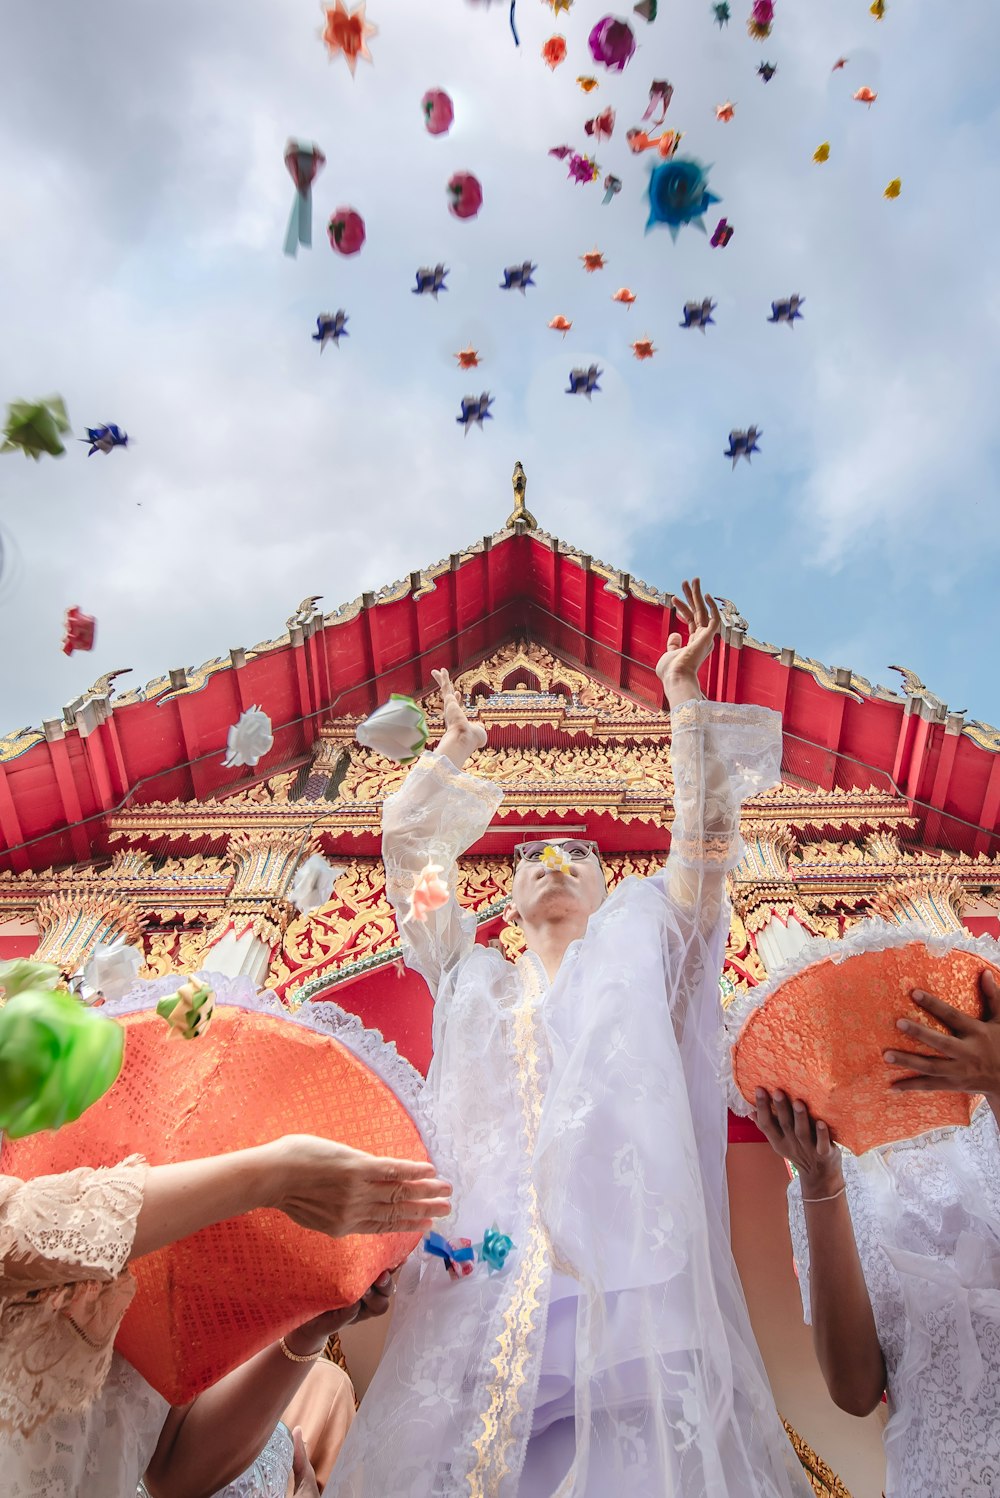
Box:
[731,931,1000,1156]
[0,987,432,1405]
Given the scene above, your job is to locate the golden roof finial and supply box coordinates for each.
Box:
[505,460,538,531]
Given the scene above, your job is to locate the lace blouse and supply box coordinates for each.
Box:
[788,1103,1000,1497]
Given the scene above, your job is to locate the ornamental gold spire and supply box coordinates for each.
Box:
[505,460,538,530]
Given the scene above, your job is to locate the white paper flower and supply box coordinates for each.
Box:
[222,706,274,768]
[82,940,143,1001]
[355,694,428,764]
[289,854,344,916]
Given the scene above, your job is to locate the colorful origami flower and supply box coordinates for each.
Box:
[588,15,636,70]
[223,707,274,769]
[1,396,70,460]
[283,141,326,257]
[813,141,831,163]
[602,173,622,204]
[421,88,454,135]
[645,157,719,240]
[0,960,125,1139]
[883,178,901,198]
[82,941,143,1002]
[539,844,574,873]
[355,694,429,763]
[328,206,367,256]
[541,35,567,69]
[407,864,450,923]
[62,606,96,656]
[477,1225,516,1272]
[567,152,599,184]
[424,1231,475,1279]
[320,0,378,74]
[448,171,484,220]
[747,0,773,37]
[156,980,216,1041]
[289,855,344,916]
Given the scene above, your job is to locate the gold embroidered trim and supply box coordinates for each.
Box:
[467,956,549,1497]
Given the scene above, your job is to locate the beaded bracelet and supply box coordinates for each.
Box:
[279,1336,325,1364]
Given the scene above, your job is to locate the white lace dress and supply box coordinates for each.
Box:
[788,1102,1000,1497]
[325,704,812,1498]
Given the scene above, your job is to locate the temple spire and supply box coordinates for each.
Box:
[505,460,538,531]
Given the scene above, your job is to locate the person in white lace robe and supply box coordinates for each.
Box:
[0,1136,450,1497]
[754,967,1000,1497]
[325,579,812,1498]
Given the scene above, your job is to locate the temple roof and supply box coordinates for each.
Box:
[2,464,999,875]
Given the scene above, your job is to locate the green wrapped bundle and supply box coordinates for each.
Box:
[0,960,125,1139]
[1,396,71,460]
[157,980,216,1040]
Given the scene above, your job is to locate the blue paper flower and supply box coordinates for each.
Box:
[646,158,720,241]
[477,1225,516,1273]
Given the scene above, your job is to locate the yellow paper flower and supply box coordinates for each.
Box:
[883,177,901,199]
[539,845,574,874]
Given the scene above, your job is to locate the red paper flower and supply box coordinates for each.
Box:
[328,207,366,255]
[422,88,454,135]
[447,171,484,220]
[541,35,567,69]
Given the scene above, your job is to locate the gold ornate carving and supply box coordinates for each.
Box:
[872,875,967,933]
[781,1419,853,1497]
[504,459,538,531]
[33,892,144,973]
[141,925,210,979]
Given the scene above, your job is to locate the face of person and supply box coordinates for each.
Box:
[509,840,608,927]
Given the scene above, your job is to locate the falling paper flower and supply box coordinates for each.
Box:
[884,178,901,198]
[602,173,622,203]
[716,100,736,122]
[0,960,125,1139]
[414,264,449,297]
[612,287,636,307]
[457,394,494,434]
[631,336,656,360]
[283,141,326,257]
[313,311,349,349]
[542,35,567,68]
[539,843,575,871]
[548,314,573,336]
[747,0,774,39]
[633,0,657,19]
[566,365,602,399]
[424,1231,475,1279]
[2,396,71,460]
[223,707,274,769]
[681,297,717,330]
[627,127,684,157]
[768,294,804,326]
[454,345,481,369]
[725,427,762,466]
[320,0,378,74]
[477,1226,516,1272]
[448,171,484,220]
[646,158,719,240]
[421,88,454,135]
[813,141,830,163]
[567,152,600,184]
[710,217,733,246]
[584,107,616,144]
[81,424,128,456]
[356,694,429,762]
[157,980,216,1041]
[758,62,776,81]
[289,854,344,916]
[328,206,366,256]
[642,80,673,124]
[546,0,573,11]
[589,15,636,70]
[83,941,143,1003]
[62,606,96,656]
[580,248,606,271]
[500,262,536,292]
[407,863,450,922]
[549,144,573,160]
[853,86,877,106]
[870,0,885,17]
[577,76,599,92]
[712,1,730,23]
[832,56,848,70]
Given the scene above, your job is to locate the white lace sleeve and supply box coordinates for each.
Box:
[785,1177,815,1325]
[664,701,783,929]
[381,751,503,998]
[0,1158,147,1437]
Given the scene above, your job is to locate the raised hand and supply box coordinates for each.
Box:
[753,1090,845,1199]
[884,968,1000,1105]
[283,1271,396,1354]
[432,667,487,769]
[269,1136,452,1237]
[655,578,722,708]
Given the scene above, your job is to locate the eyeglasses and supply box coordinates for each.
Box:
[513,839,600,864]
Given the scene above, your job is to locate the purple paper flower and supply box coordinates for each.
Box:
[567,152,599,184]
[588,15,636,71]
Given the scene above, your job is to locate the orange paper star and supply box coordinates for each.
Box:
[548,314,572,336]
[631,336,656,361]
[577,76,599,92]
[716,100,736,122]
[548,0,574,14]
[612,287,636,307]
[320,0,378,75]
[580,248,606,272]
[454,345,481,370]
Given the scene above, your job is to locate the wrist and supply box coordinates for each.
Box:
[282,1324,328,1358]
[799,1162,845,1200]
[659,673,705,710]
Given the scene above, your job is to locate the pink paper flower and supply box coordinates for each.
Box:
[407,863,450,922]
[422,88,454,135]
[328,206,366,255]
[447,171,484,220]
[588,15,636,71]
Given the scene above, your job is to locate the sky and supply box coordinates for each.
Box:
[2,0,999,740]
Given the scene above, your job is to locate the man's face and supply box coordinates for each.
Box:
[509,840,608,927]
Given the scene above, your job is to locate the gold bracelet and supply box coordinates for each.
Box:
[279,1336,325,1364]
[802,1185,847,1204]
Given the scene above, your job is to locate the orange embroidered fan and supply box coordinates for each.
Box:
[1,987,431,1404]
[730,929,1000,1155]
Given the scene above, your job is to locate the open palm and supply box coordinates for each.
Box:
[656,578,721,691]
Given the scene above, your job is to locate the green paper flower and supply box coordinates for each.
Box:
[0,961,124,1139]
[157,980,216,1040]
[1,396,71,460]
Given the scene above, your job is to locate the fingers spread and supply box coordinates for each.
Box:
[895,1017,964,1057]
[771,1090,795,1135]
[890,1075,964,1093]
[912,988,976,1035]
[883,1048,951,1075]
[791,1100,815,1149]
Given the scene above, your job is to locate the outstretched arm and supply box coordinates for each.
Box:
[382,670,502,998]
[755,1091,887,1417]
